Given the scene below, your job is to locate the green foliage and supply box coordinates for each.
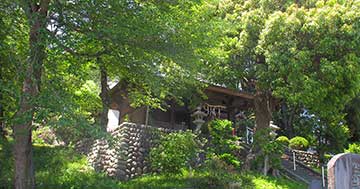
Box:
[0,140,306,188]
[344,97,360,143]
[207,119,241,168]
[253,128,285,170]
[289,136,309,150]
[196,155,239,188]
[208,119,239,153]
[324,154,333,163]
[258,1,360,120]
[32,127,57,145]
[208,0,360,160]
[0,142,122,188]
[122,170,306,189]
[316,122,350,156]
[346,143,360,154]
[149,131,200,174]
[218,153,241,168]
[276,136,290,146]
[248,173,307,189]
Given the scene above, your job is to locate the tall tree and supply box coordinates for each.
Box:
[49,0,218,129]
[207,0,360,168]
[12,0,50,188]
[0,1,26,140]
[344,97,360,143]
[3,1,221,187]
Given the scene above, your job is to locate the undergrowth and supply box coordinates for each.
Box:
[0,140,306,189]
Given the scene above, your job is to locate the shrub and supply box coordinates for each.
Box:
[208,119,239,154]
[207,119,241,168]
[346,143,360,154]
[149,130,200,174]
[218,153,241,168]
[275,136,289,146]
[193,155,238,188]
[253,128,285,170]
[289,136,309,150]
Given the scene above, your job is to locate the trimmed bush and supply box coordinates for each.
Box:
[275,136,289,146]
[149,130,200,174]
[346,143,360,154]
[289,136,309,150]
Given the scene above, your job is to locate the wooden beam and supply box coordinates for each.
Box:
[206,86,254,100]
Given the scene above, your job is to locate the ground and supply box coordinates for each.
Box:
[0,140,306,189]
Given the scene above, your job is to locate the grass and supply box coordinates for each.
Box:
[120,172,307,189]
[0,139,307,189]
[250,174,306,189]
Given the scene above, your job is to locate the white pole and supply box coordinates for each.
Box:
[293,151,296,171]
[246,127,249,144]
[322,166,325,187]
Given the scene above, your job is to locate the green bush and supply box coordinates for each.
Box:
[275,136,289,146]
[346,143,360,154]
[194,155,238,188]
[218,153,241,168]
[207,119,241,168]
[253,128,285,170]
[149,130,200,174]
[289,136,309,150]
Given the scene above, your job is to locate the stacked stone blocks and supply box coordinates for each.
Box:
[79,122,176,180]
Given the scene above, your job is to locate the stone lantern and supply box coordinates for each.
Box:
[269,121,280,138]
[191,106,207,132]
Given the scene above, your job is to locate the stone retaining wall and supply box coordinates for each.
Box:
[293,149,320,167]
[76,122,176,180]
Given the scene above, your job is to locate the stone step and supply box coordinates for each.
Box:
[281,158,327,188]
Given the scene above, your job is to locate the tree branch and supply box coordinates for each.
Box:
[47,29,108,57]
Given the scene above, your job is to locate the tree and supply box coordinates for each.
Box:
[48,0,220,129]
[9,0,50,188]
[0,1,27,140]
[206,0,360,170]
[3,0,220,187]
[344,97,360,143]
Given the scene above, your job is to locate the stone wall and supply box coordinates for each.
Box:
[77,122,176,180]
[293,149,320,167]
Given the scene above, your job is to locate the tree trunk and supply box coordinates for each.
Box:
[13,63,38,189]
[99,59,110,131]
[244,89,272,171]
[0,87,5,139]
[281,101,295,137]
[13,110,35,189]
[14,1,49,188]
[254,90,272,132]
[0,32,6,139]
